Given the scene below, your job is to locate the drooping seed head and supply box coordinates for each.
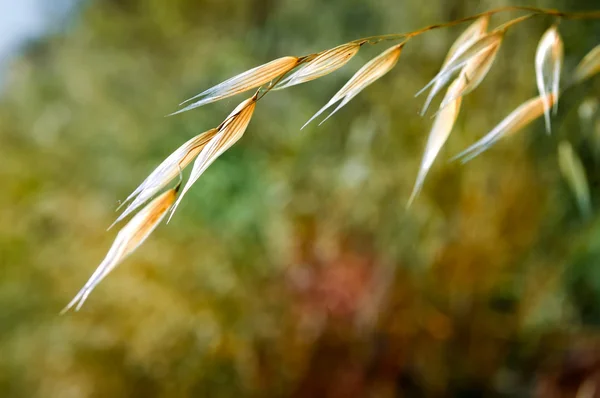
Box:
[417,17,489,115]
[169,95,258,220]
[437,40,501,112]
[417,30,502,115]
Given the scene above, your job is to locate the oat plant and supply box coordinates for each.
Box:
[62,6,600,312]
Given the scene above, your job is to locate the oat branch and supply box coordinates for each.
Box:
[63,7,600,312]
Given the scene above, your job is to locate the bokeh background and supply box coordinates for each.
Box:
[1,0,600,396]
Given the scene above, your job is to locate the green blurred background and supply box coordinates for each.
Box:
[1,0,600,396]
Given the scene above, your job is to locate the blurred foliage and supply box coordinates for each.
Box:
[1,0,600,396]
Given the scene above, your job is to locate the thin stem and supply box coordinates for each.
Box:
[357,6,600,45]
[255,56,314,102]
[494,13,536,32]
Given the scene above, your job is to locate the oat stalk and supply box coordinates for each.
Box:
[65,7,600,311]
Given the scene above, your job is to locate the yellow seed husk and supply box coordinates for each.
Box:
[275,42,362,89]
[169,95,257,220]
[454,93,557,162]
[113,128,218,228]
[172,56,299,115]
[445,16,490,64]
[535,25,563,133]
[418,29,501,115]
[409,78,465,205]
[62,187,179,313]
[303,43,404,128]
[437,41,501,111]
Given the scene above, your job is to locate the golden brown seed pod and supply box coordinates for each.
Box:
[113,128,219,228]
[437,41,501,112]
[409,78,466,205]
[62,187,179,313]
[535,25,563,133]
[418,30,502,115]
[303,43,404,128]
[445,16,490,64]
[172,56,299,115]
[275,42,363,89]
[454,93,557,162]
[169,94,258,220]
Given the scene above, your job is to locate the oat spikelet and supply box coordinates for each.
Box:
[453,93,556,163]
[417,32,503,118]
[302,43,404,128]
[418,32,503,102]
[418,16,489,115]
[573,44,600,84]
[61,187,179,313]
[558,141,592,218]
[446,16,491,62]
[113,128,218,229]
[169,95,257,221]
[408,78,465,205]
[437,41,501,112]
[275,42,363,89]
[535,25,563,133]
[171,56,299,115]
